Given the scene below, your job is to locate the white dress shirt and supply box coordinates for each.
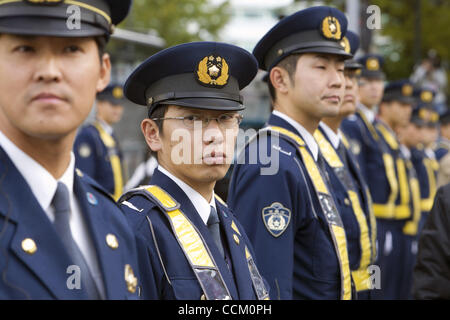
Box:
[158,165,216,225]
[0,130,105,298]
[319,121,343,150]
[272,110,319,161]
[357,103,376,124]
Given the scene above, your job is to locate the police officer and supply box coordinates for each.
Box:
[119,42,270,300]
[341,53,386,180]
[0,0,139,299]
[318,31,377,299]
[228,6,354,299]
[373,79,418,299]
[74,84,125,200]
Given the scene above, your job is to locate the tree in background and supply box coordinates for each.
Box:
[371,0,449,84]
[125,0,231,47]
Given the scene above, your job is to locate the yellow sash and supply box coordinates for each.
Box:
[341,132,377,261]
[94,122,123,201]
[421,158,438,212]
[403,161,422,236]
[314,129,374,292]
[139,186,269,300]
[268,126,352,300]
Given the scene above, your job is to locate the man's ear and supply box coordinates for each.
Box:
[141,118,162,152]
[270,66,291,95]
[96,53,112,93]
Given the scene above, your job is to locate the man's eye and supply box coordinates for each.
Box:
[185,115,202,121]
[64,45,82,53]
[14,45,34,53]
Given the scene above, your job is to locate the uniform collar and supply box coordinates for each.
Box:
[157,165,216,225]
[0,130,75,218]
[272,110,319,161]
[358,103,376,124]
[400,144,411,159]
[319,122,342,149]
[96,118,114,136]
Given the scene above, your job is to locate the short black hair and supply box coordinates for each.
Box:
[94,36,107,61]
[268,54,301,101]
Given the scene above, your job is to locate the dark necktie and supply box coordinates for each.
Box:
[207,206,225,258]
[52,182,100,299]
[337,142,349,168]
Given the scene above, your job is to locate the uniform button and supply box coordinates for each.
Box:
[200,294,206,300]
[344,198,351,206]
[22,238,37,255]
[106,233,119,249]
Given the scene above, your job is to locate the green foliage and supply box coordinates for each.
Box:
[370,0,449,82]
[126,0,232,47]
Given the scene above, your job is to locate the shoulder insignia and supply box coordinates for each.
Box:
[262,202,291,237]
[118,185,180,213]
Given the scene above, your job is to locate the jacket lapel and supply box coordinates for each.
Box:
[73,173,126,299]
[0,147,87,299]
[215,201,256,299]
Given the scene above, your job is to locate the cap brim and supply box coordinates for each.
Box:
[359,69,385,80]
[153,98,245,112]
[0,17,106,37]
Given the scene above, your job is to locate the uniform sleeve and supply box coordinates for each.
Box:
[228,139,304,300]
[413,185,450,299]
[120,200,168,300]
[74,129,99,179]
[341,118,368,181]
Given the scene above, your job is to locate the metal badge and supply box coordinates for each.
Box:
[124,264,138,293]
[321,16,342,40]
[22,238,37,255]
[196,55,229,87]
[106,233,119,249]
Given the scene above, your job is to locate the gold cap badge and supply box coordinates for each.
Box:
[196,55,229,87]
[402,84,413,97]
[124,264,138,293]
[340,37,351,54]
[112,86,123,99]
[366,58,379,71]
[22,238,37,255]
[421,90,433,103]
[321,16,342,40]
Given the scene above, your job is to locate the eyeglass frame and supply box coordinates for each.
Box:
[151,112,244,129]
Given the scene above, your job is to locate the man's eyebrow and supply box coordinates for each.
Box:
[11,35,38,41]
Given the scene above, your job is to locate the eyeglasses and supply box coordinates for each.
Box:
[151,113,243,129]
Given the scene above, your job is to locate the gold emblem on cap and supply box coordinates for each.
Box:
[402,84,413,97]
[22,238,37,255]
[196,55,229,87]
[421,91,433,103]
[124,264,138,293]
[112,86,123,99]
[366,58,379,71]
[106,233,119,249]
[340,37,351,54]
[321,16,342,40]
